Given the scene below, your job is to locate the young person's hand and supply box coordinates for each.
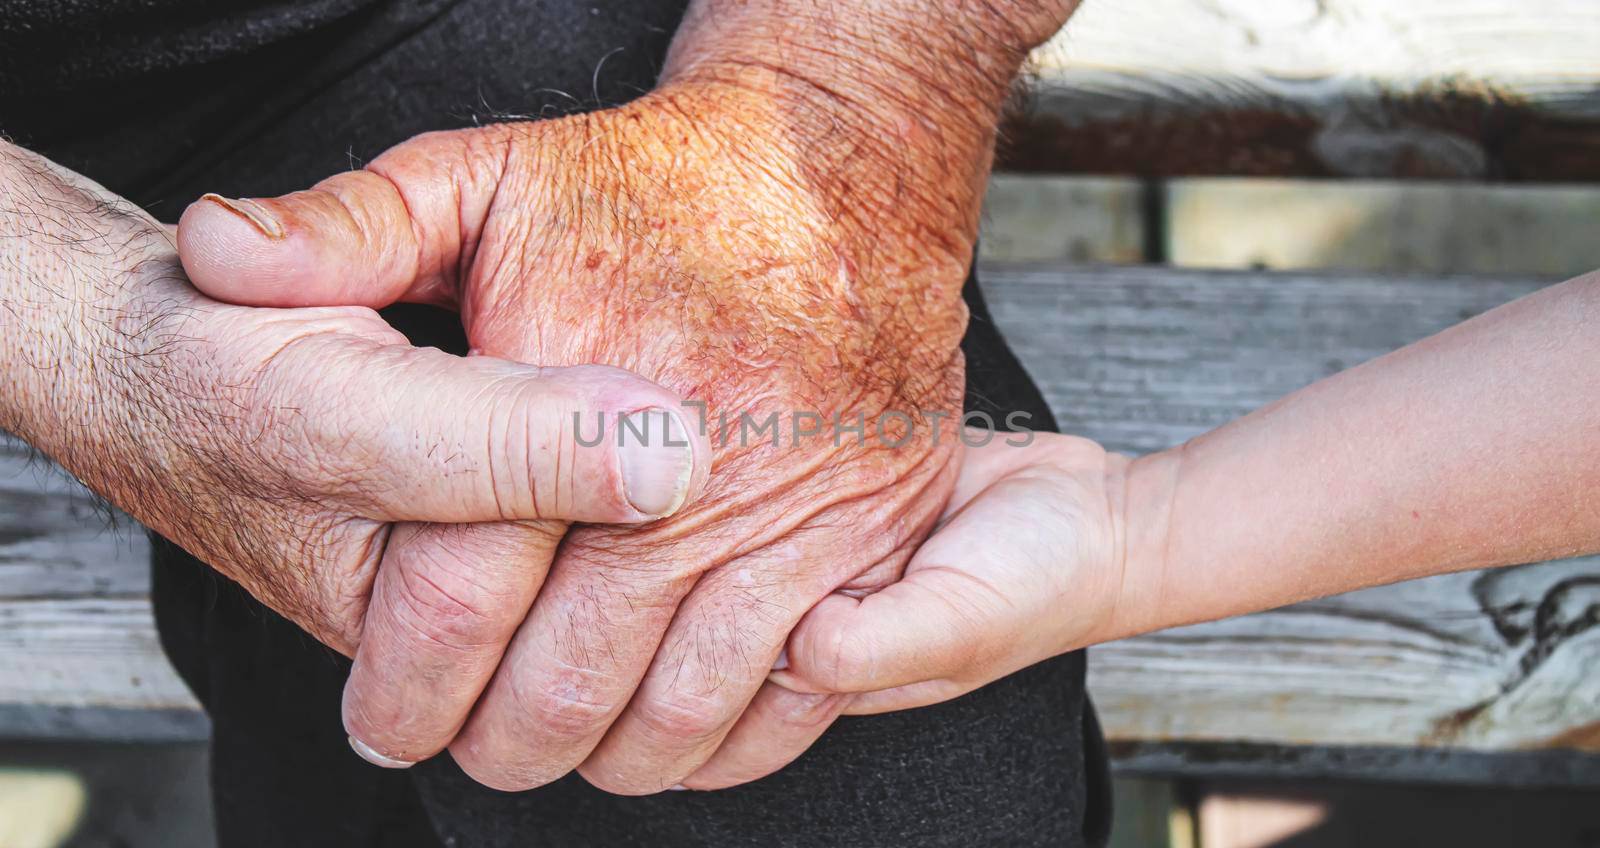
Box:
[782,432,1129,711]
[682,430,1135,788]
[0,141,710,758]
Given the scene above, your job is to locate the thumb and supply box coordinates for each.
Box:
[781,572,994,698]
[279,333,712,524]
[176,126,510,310]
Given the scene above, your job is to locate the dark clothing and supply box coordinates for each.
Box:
[4,0,1110,844]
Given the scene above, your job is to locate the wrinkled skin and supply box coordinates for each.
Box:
[179,76,978,792]
[0,142,705,667]
[471,86,970,793]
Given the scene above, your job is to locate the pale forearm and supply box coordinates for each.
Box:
[0,141,220,550]
[0,141,162,454]
[1113,272,1600,640]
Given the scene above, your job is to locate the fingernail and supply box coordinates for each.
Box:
[619,407,694,518]
[667,784,690,791]
[771,648,789,671]
[202,193,284,239]
[348,736,416,769]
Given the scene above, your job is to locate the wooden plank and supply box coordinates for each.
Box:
[1164,179,1600,277]
[0,597,198,716]
[0,706,207,743]
[979,174,1147,264]
[981,263,1600,762]
[0,438,150,599]
[1114,741,1600,788]
[981,264,1552,456]
[0,436,195,735]
[1006,0,1600,180]
[2,264,1598,781]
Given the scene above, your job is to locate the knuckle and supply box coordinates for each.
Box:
[387,559,508,651]
[475,380,566,521]
[449,666,615,792]
[514,673,616,743]
[631,689,727,743]
[245,334,391,498]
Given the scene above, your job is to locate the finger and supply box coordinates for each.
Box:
[341,373,712,767]
[678,682,848,791]
[769,440,1038,697]
[272,334,711,524]
[574,522,915,796]
[570,556,798,795]
[779,571,995,696]
[176,126,511,309]
[342,519,564,768]
[576,442,960,796]
[445,537,690,793]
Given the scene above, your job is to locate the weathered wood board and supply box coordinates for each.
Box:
[979,174,1147,264]
[0,438,195,734]
[1163,178,1600,277]
[2,264,1597,783]
[1007,0,1600,180]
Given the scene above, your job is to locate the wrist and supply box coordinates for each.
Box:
[597,77,975,387]
[0,143,172,459]
[0,145,79,446]
[1099,446,1187,644]
[656,2,1070,266]
[662,2,1018,127]
[662,1,1073,104]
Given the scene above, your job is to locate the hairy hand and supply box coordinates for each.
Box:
[0,144,710,741]
[177,73,978,791]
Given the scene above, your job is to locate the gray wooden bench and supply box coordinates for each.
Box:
[1006,0,1600,181]
[4,263,1598,784]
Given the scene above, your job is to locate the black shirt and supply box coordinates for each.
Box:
[1,0,456,209]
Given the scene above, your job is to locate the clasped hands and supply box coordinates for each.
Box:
[156,65,1125,792]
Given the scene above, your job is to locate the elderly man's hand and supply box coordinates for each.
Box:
[0,143,710,749]
[177,83,969,792]
[177,0,1082,792]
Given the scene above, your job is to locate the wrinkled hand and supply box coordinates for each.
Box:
[678,431,1129,788]
[177,73,976,791]
[0,143,709,735]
